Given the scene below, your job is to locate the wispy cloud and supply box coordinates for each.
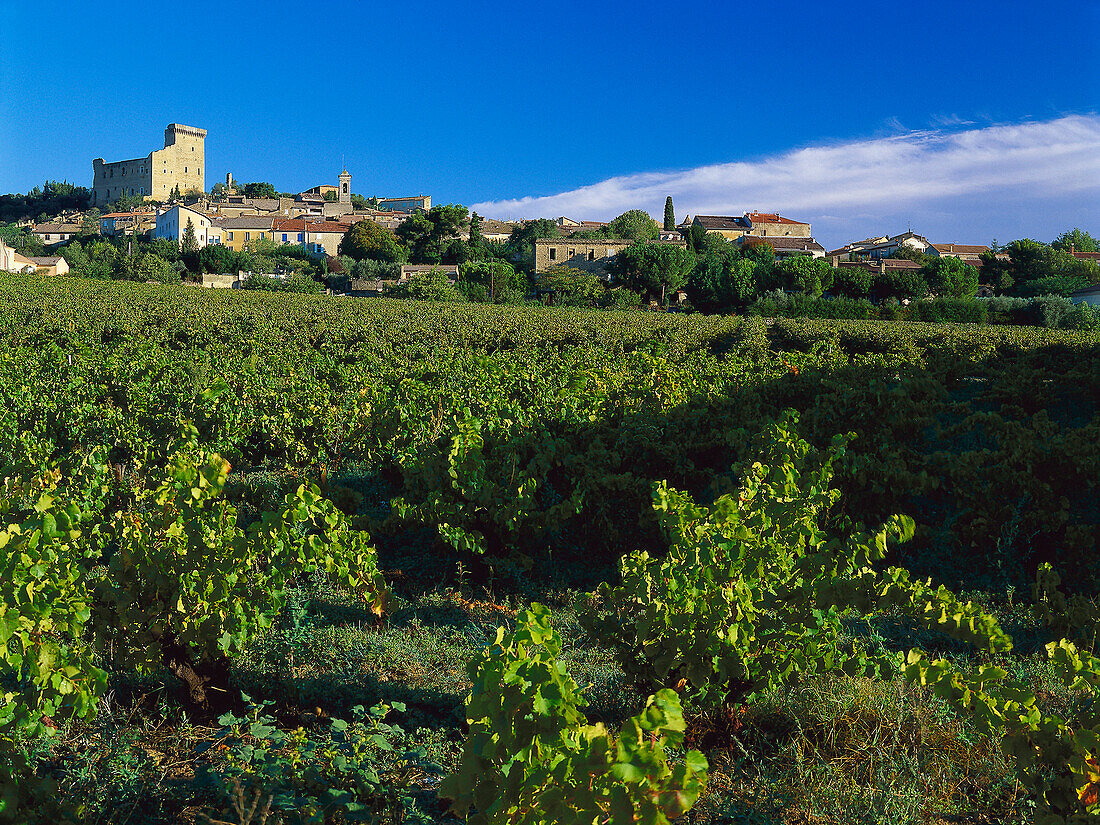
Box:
[471,115,1100,248]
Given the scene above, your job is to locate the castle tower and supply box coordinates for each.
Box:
[156,123,207,198]
[339,168,352,204]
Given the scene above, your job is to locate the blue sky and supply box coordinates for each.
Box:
[1,0,1097,247]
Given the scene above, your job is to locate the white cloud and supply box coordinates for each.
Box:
[471,115,1100,248]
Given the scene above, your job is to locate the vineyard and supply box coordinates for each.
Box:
[1,273,1099,824]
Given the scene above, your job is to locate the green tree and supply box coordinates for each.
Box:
[775,255,835,297]
[242,182,277,199]
[80,208,102,237]
[688,246,759,311]
[869,267,929,301]
[831,264,873,298]
[663,196,675,231]
[608,209,659,241]
[389,268,465,302]
[537,269,607,307]
[322,190,338,202]
[180,218,200,272]
[502,219,561,271]
[989,239,1098,296]
[338,220,402,262]
[886,244,930,264]
[134,251,180,283]
[198,243,240,274]
[1052,227,1099,254]
[608,241,695,303]
[921,256,979,298]
[395,204,469,263]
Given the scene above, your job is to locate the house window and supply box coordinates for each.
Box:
[227,231,234,240]
[245,232,251,241]
[198,168,201,175]
[184,167,188,174]
[588,250,595,261]
[548,248,556,260]
[297,233,302,241]
[569,249,575,257]
[282,234,288,242]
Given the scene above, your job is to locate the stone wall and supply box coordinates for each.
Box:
[534,239,634,275]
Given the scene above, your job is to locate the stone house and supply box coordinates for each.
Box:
[27,256,70,276]
[32,222,81,247]
[693,212,812,241]
[534,239,633,275]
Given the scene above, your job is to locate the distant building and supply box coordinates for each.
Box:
[219,216,280,251]
[400,264,459,281]
[693,212,812,241]
[0,239,37,273]
[747,236,826,259]
[832,257,923,275]
[556,217,609,234]
[32,222,81,247]
[927,243,990,266]
[155,205,217,247]
[377,195,430,213]
[470,218,516,243]
[273,219,349,257]
[828,231,930,261]
[93,123,206,205]
[27,256,70,276]
[533,239,691,275]
[99,211,157,237]
[1068,245,1100,264]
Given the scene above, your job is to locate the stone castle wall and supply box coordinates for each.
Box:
[93,124,206,205]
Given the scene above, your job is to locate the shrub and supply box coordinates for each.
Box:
[440,604,707,824]
[585,413,1009,708]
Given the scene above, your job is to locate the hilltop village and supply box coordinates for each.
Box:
[2,123,1098,317]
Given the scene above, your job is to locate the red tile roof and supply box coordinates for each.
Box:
[930,244,990,255]
[746,212,809,226]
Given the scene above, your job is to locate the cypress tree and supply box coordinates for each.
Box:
[663,196,675,231]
